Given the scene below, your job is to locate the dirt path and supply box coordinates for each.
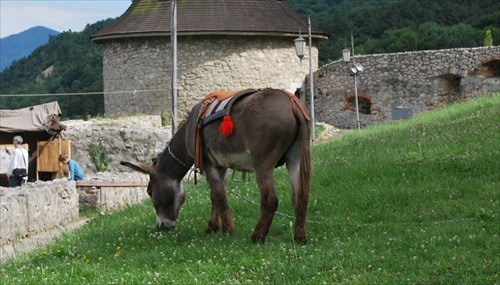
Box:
[315,122,352,143]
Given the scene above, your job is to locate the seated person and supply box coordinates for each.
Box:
[59,154,84,181]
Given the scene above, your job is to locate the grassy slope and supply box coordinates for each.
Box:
[1,94,498,284]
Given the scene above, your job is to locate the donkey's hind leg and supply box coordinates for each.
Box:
[286,143,309,244]
[251,170,279,243]
[204,166,234,235]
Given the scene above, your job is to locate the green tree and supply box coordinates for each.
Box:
[417,22,444,50]
[484,29,493,46]
[289,0,500,64]
[376,27,419,53]
[445,23,481,47]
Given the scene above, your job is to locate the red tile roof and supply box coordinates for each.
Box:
[92,0,328,42]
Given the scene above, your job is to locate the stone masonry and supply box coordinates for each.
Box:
[0,117,167,247]
[102,36,318,118]
[63,116,171,174]
[103,38,497,130]
[313,46,500,129]
[0,180,78,246]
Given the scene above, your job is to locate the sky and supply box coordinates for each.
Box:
[0,0,132,38]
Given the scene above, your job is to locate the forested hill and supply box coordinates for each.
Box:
[1,1,498,119]
[0,19,114,118]
[288,0,499,64]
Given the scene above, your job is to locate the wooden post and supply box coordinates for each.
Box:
[58,135,63,179]
[36,144,39,181]
[76,180,148,188]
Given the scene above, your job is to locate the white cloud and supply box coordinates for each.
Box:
[1,1,131,38]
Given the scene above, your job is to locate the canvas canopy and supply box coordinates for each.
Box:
[0,101,66,134]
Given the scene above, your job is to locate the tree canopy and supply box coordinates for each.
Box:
[288,0,500,65]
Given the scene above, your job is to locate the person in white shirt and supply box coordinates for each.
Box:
[6,135,29,187]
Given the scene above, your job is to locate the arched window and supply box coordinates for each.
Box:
[343,93,372,114]
[482,57,500,77]
[438,73,462,100]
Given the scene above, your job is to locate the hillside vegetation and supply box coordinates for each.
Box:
[1,0,498,118]
[0,20,113,118]
[1,94,498,284]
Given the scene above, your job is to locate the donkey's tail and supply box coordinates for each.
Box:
[285,92,312,206]
[290,94,312,243]
[296,101,312,213]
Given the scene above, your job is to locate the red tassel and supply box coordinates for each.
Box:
[220,115,234,137]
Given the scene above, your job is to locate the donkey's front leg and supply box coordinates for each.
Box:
[204,167,234,235]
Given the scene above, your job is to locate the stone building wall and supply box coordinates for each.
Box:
[102,36,317,118]
[313,46,500,129]
[103,37,497,130]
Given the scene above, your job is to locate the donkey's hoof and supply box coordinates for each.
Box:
[205,224,219,234]
[294,235,307,244]
[221,220,234,235]
[250,233,266,243]
[221,227,234,235]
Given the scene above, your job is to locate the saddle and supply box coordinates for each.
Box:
[194,88,311,173]
[199,89,258,129]
[195,89,258,172]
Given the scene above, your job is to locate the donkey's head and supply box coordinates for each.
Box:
[120,161,186,230]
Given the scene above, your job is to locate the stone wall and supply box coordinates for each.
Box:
[63,115,171,175]
[102,36,318,118]
[0,117,167,247]
[313,46,500,129]
[0,180,78,246]
[0,173,150,247]
[78,186,148,213]
[78,174,150,213]
[103,37,498,130]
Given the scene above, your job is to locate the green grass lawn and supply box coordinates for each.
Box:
[1,94,498,285]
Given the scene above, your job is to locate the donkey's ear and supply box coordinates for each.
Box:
[120,161,155,175]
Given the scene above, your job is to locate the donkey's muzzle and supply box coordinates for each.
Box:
[156,218,175,231]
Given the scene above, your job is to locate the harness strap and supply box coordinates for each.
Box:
[282,90,311,121]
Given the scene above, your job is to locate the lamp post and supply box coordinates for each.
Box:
[294,16,315,142]
[171,0,178,136]
[342,35,363,130]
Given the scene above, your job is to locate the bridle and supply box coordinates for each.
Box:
[167,144,187,167]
